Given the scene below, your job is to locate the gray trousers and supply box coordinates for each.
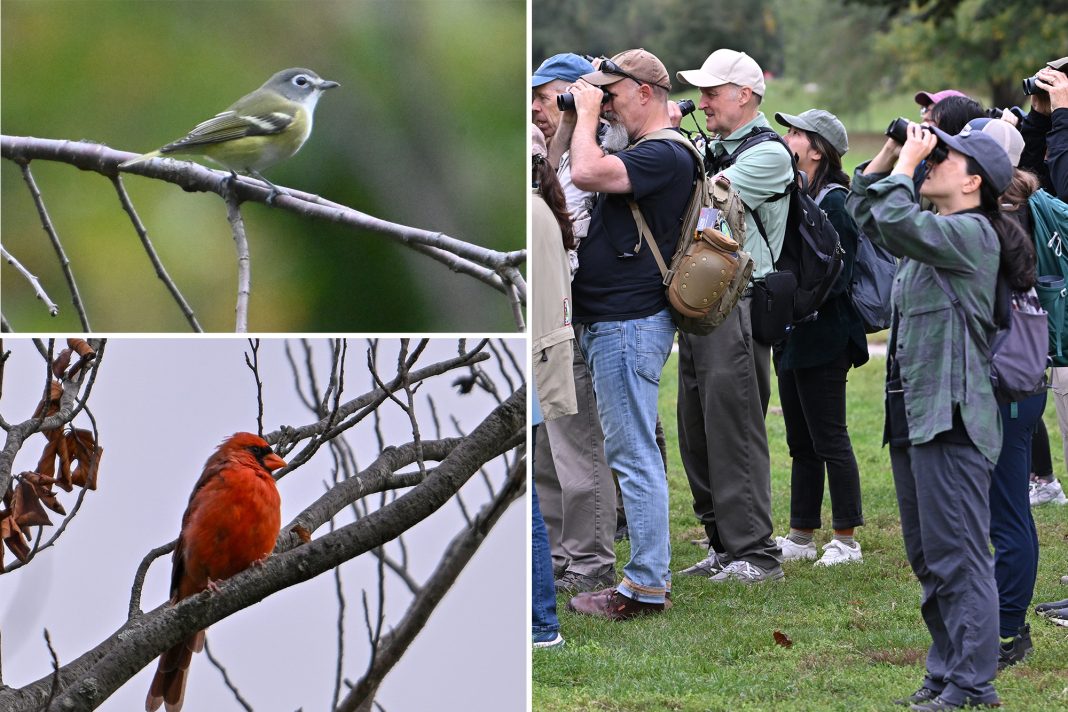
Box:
[890,441,999,705]
[676,298,779,570]
[532,324,616,577]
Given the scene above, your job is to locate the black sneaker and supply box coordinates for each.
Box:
[997,624,1032,669]
[895,686,939,706]
[909,695,1000,710]
[1035,598,1068,616]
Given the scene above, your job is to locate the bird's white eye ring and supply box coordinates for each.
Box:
[293,75,309,87]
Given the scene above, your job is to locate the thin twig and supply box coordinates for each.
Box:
[331,519,346,711]
[502,272,525,331]
[109,175,202,331]
[224,188,251,333]
[17,162,90,330]
[43,631,61,708]
[0,245,58,317]
[128,540,177,618]
[203,639,255,712]
[244,339,265,438]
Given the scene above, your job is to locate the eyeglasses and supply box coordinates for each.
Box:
[919,105,932,118]
[599,58,670,91]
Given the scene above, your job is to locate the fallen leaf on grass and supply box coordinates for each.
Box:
[773,630,793,648]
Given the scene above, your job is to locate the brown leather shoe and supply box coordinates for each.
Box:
[566,587,665,620]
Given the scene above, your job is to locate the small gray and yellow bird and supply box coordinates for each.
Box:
[120,67,339,202]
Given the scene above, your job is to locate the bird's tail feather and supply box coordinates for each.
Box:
[145,630,205,712]
[119,150,162,169]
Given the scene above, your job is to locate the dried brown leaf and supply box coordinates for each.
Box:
[33,381,63,421]
[68,429,102,491]
[22,473,66,515]
[51,349,72,379]
[773,630,793,648]
[12,481,51,528]
[67,338,95,359]
[1,515,31,563]
[291,525,312,544]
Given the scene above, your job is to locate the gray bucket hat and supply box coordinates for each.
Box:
[774,109,849,156]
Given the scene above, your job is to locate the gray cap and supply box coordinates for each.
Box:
[930,125,1014,194]
[964,118,1024,167]
[774,109,849,156]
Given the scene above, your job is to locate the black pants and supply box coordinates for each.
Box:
[777,352,864,531]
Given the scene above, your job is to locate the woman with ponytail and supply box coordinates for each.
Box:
[847,122,1016,711]
[771,110,869,568]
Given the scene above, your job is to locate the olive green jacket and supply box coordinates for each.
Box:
[847,169,1002,464]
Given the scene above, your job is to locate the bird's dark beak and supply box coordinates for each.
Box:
[263,452,287,472]
[318,79,340,90]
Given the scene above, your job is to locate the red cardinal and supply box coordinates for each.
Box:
[145,432,286,712]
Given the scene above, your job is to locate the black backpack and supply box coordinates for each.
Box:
[709,127,845,343]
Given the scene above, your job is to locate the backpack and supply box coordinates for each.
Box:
[628,129,754,335]
[1030,189,1068,365]
[932,270,1048,404]
[710,127,845,344]
[816,184,897,333]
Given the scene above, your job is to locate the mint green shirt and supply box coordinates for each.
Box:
[709,113,793,277]
[848,168,1002,464]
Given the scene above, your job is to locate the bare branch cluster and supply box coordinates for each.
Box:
[0,338,106,573]
[0,338,526,712]
[0,136,527,332]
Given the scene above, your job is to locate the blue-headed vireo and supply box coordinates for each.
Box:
[120,67,339,202]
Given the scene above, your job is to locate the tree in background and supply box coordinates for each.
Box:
[533,0,781,79]
[849,0,1068,107]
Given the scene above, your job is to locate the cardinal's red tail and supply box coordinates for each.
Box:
[145,630,205,712]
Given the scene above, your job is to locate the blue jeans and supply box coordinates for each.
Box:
[991,392,1045,637]
[580,309,675,603]
[531,425,560,638]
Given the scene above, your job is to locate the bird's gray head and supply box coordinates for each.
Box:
[267,68,340,105]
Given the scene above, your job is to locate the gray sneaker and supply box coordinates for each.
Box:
[708,559,785,583]
[554,568,616,595]
[1029,478,1068,506]
[677,550,727,577]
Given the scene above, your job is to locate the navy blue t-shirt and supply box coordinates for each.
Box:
[572,135,698,322]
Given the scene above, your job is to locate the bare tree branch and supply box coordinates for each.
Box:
[109,175,202,331]
[0,245,59,318]
[1,136,527,331]
[336,450,526,712]
[15,161,89,330]
[203,639,254,712]
[0,339,106,513]
[224,189,251,333]
[244,339,265,438]
[0,386,524,711]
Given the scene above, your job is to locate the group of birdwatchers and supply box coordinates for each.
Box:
[530,45,1068,711]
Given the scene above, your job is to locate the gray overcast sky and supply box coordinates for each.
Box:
[0,337,526,711]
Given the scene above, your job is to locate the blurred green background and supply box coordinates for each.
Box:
[2,0,525,333]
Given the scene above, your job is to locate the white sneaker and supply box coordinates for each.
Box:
[708,559,785,583]
[775,535,817,561]
[815,539,862,567]
[1030,478,1068,506]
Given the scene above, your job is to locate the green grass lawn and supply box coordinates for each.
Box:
[533,353,1068,711]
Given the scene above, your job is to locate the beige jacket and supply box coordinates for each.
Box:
[532,194,577,420]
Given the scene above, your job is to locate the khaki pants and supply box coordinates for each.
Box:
[1050,367,1068,469]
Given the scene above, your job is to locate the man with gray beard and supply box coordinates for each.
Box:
[564,48,698,620]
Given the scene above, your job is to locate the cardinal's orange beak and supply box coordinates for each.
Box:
[263,452,287,472]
